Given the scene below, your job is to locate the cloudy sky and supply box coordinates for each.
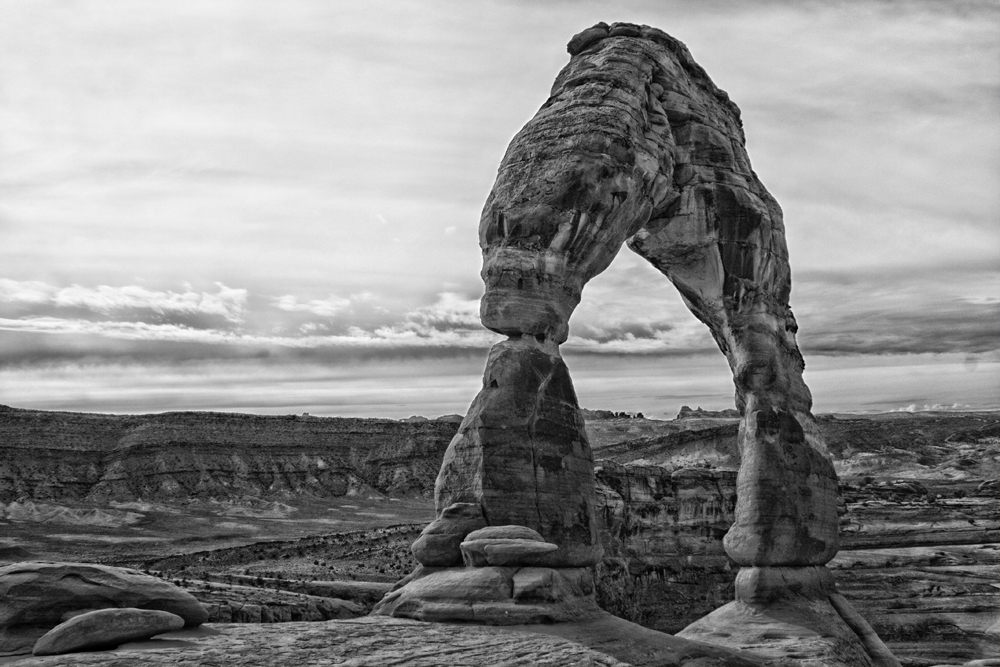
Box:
[1,0,998,419]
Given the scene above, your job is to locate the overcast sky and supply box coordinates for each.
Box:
[1,0,998,419]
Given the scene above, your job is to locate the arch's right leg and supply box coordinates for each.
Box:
[626,30,900,665]
[628,176,840,570]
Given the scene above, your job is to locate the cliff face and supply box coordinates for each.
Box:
[595,462,735,573]
[0,406,456,502]
[594,424,739,469]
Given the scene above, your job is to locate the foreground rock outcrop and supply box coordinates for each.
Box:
[183,579,365,623]
[0,561,207,656]
[10,615,762,667]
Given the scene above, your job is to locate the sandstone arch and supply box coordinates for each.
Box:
[375,22,899,666]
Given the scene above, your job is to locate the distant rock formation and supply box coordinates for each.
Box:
[0,406,455,502]
[581,408,645,420]
[376,20,896,664]
[676,406,739,420]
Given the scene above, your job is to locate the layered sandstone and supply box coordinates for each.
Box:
[0,405,455,502]
[432,340,603,568]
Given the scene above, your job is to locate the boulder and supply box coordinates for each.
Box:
[32,608,184,656]
[461,539,559,567]
[464,525,545,542]
[411,502,487,567]
[460,526,557,567]
[483,541,559,566]
[0,561,207,656]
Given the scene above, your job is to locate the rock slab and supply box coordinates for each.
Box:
[33,608,184,656]
[0,561,207,656]
[9,618,631,667]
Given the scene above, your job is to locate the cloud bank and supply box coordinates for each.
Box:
[1,268,996,369]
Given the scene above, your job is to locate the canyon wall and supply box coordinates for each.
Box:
[0,405,455,502]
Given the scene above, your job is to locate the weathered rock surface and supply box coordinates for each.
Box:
[596,462,737,573]
[373,564,603,625]
[678,564,901,666]
[181,579,364,623]
[0,561,207,656]
[8,616,767,667]
[459,525,560,567]
[434,339,602,567]
[11,618,631,667]
[33,608,184,656]
[0,405,455,502]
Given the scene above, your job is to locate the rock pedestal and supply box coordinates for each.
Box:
[375,21,898,665]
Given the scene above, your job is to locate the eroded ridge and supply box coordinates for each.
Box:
[375,22,899,666]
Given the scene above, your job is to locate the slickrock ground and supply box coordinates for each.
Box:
[5,616,762,667]
[4,618,623,667]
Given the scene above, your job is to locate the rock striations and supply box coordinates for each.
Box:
[0,406,455,502]
[376,21,898,666]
